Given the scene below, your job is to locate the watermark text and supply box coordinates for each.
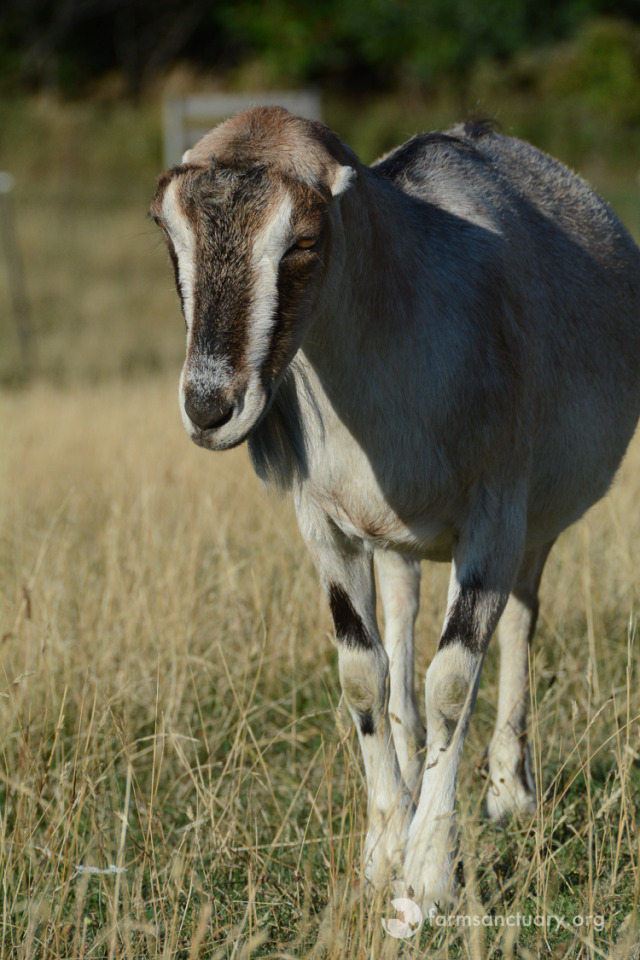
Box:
[382,901,605,940]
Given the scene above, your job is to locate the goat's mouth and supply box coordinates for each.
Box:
[180,377,273,452]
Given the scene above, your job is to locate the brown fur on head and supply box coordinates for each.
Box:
[149,107,358,456]
[182,106,358,200]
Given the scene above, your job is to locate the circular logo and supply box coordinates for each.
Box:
[381,898,423,939]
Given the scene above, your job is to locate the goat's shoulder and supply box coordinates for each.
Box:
[372,118,572,209]
[373,118,500,178]
[370,121,512,234]
[373,127,486,187]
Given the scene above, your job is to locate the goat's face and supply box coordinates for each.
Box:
[151,159,352,451]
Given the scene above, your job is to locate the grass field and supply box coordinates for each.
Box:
[1,376,639,959]
[1,96,640,958]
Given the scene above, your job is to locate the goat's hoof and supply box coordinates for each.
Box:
[363,845,402,890]
[402,850,457,916]
[485,777,537,822]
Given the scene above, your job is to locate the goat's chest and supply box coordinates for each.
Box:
[300,423,455,560]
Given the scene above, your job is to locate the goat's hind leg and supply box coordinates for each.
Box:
[486,542,553,821]
[375,550,425,799]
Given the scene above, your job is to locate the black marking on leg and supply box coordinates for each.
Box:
[328,583,373,649]
[517,736,534,792]
[358,711,375,736]
[438,583,484,653]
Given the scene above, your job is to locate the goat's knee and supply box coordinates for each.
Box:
[431,673,470,724]
[425,646,477,755]
[339,647,389,736]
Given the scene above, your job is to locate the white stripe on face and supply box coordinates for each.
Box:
[162,179,197,330]
[246,193,294,375]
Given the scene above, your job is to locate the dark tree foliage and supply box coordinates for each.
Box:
[0,0,639,96]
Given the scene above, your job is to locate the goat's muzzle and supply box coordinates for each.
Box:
[179,365,271,451]
[184,393,234,432]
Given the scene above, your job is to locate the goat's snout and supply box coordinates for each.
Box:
[180,355,270,448]
[184,392,234,432]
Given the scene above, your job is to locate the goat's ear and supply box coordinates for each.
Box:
[330,165,356,198]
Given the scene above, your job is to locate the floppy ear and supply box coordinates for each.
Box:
[330,164,357,197]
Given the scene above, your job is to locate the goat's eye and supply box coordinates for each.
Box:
[155,217,165,230]
[283,236,319,259]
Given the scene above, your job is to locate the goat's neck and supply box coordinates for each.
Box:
[301,171,424,407]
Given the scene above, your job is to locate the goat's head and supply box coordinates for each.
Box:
[150,107,356,451]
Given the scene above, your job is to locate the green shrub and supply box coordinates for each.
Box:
[544,18,640,125]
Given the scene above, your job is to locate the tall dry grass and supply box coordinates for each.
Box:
[0,376,639,958]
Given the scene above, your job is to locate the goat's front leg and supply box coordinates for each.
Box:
[403,506,525,910]
[298,508,414,885]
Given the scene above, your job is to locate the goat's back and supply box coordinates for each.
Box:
[375,123,639,313]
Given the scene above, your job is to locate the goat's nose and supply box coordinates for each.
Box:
[185,395,234,431]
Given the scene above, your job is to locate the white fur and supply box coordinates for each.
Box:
[246,194,294,373]
[162,179,197,330]
[486,575,543,820]
[341,644,415,884]
[296,503,415,883]
[375,551,424,797]
[331,164,357,197]
[403,642,482,904]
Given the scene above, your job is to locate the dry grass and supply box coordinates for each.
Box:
[1,376,639,959]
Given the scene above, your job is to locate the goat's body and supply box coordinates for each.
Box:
[151,109,640,910]
[252,123,640,560]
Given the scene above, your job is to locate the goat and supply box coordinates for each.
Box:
[150,107,640,909]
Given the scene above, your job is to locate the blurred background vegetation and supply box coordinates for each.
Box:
[1,0,640,384]
[1,0,639,104]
